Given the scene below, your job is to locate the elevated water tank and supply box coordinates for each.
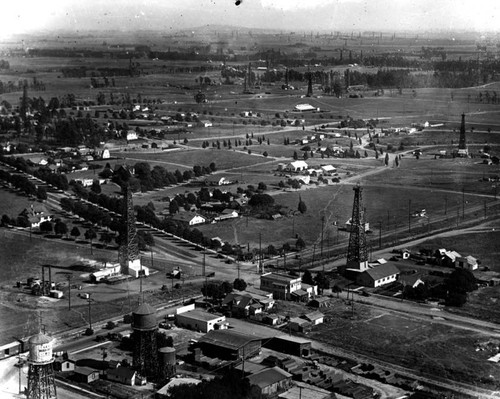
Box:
[28,333,53,364]
[132,303,157,331]
[158,346,176,366]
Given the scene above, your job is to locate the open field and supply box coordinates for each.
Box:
[309,298,500,390]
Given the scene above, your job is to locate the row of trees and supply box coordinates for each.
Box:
[0,169,47,200]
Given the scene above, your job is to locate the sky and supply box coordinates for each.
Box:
[1,0,500,39]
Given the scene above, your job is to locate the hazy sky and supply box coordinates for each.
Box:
[2,0,500,39]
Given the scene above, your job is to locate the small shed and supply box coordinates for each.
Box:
[73,367,99,384]
[107,367,137,386]
[308,297,330,308]
[264,335,312,357]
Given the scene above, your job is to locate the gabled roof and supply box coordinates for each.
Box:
[399,274,424,287]
[198,329,261,350]
[302,311,324,322]
[247,367,292,388]
[171,213,205,222]
[364,263,400,281]
[74,366,97,376]
[107,367,136,380]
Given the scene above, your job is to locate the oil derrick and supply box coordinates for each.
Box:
[306,73,313,97]
[457,113,469,157]
[119,185,140,275]
[26,332,57,399]
[132,303,159,379]
[346,185,369,271]
[244,62,252,93]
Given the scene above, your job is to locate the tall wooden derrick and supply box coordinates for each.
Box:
[457,113,469,157]
[346,185,369,271]
[119,185,140,275]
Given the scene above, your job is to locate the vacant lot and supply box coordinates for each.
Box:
[310,299,500,390]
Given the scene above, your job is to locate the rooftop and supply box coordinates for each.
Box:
[364,263,400,281]
[261,273,301,284]
[198,329,261,350]
[178,309,224,322]
[247,367,292,388]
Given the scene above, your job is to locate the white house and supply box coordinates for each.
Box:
[175,310,226,333]
[320,165,336,175]
[214,209,239,221]
[126,130,138,141]
[260,273,312,300]
[200,120,213,127]
[100,149,110,159]
[357,264,400,288]
[301,311,324,325]
[294,104,317,112]
[284,161,308,172]
[171,213,206,226]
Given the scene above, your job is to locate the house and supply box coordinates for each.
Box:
[437,249,462,266]
[126,130,138,141]
[200,120,213,127]
[175,310,226,333]
[308,297,330,308]
[204,175,231,186]
[284,161,308,172]
[198,329,261,360]
[54,356,75,372]
[171,212,206,226]
[248,367,292,397]
[289,317,311,332]
[357,264,400,288]
[20,205,52,228]
[214,209,239,222]
[290,175,311,185]
[455,255,478,271]
[302,311,324,325]
[320,164,336,175]
[107,367,136,386]
[260,273,302,300]
[222,292,263,317]
[399,274,425,289]
[294,104,317,112]
[73,367,100,384]
[263,314,280,326]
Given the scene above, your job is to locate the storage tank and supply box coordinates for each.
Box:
[28,333,53,364]
[158,346,176,366]
[132,303,157,331]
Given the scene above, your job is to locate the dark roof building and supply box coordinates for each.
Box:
[263,335,312,357]
[248,367,292,397]
[198,329,262,360]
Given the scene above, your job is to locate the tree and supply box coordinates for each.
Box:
[296,237,306,250]
[169,199,180,214]
[70,226,81,240]
[248,193,274,208]
[194,91,206,104]
[298,196,307,213]
[90,180,101,194]
[384,153,389,166]
[54,220,68,237]
[233,278,247,291]
[85,228,97,254]
[36,187,47,201]
[302,269,314,285]
[314,271,330,291]
[40,220,53,234]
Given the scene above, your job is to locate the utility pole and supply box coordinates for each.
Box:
[259,232,262,274]
[462,187,465,220]
[320,216,325,259]
[66,274,72,310]
[311,244,316,268]
[87,295,93,331]
[408,199,412,233]
[202,252,206,277]
[444,196,448,216]
[378,221,382,249]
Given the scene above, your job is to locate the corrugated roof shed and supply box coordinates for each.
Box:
[198,329,261,350]
[248,367,292,388]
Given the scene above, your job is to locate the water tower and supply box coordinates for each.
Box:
[158,346,176,380]
[132,303,159,378]
[26,332,57,399]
